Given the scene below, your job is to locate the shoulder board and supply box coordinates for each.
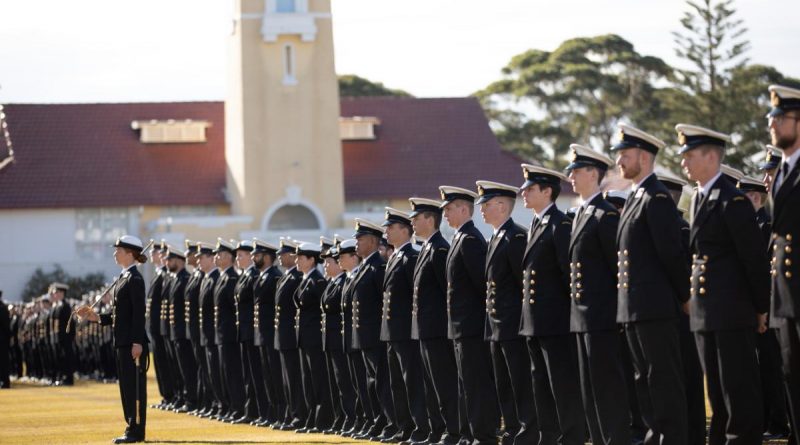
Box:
[437,247,448,252]
[655,193,668,199]
[514,233,526,238]
[561,220,571,225]
[465,235,476,240]
[732,196,745,201]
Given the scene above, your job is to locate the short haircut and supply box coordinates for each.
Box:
[586,166,606,184]
[421,210,442,228]
[698,144,725,163]
[539,183,561,202]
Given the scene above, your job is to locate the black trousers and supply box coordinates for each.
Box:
[625,320,688,445]
[695,329,763,445]
[241,342,269,419]
[150,332,173,401]
[453,336,498,445]
[57,338,75,383]
[348,349,373,425]
[777,318,800,441]
[490,338,538,445]
[218,342,246,416]
[173,338,198,406]
[387,340,427,435]
[620,332,647,442]
[115,345,148,439]
[576,330,631,445]
[192,341,211,410]
[258,344,285,422]
[758,327,789,434]
[678,314,707,445]
[164,336,184,403]
[299,347,334,429]
[526,334,585,445]
[205,344,227,412]
[420,337,459,438]
[362,345,395,432]
[0,340,9,388]
[327,348,357,429]
[279,348,307,426]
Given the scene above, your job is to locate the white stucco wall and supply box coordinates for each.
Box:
[0,208,137,302]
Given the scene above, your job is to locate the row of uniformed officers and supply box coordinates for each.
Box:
[3,284,93,387]
[70,82,800,445]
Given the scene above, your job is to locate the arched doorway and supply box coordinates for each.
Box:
[266,204,320,231]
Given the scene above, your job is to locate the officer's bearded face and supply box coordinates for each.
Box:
[770,112,799,150]
[252,253,265,269]
[616,148,642,180]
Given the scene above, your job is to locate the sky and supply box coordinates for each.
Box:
[0,0,798,103]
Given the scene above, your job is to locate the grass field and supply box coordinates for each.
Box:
[0,361,789,445]
[0,363,363,445]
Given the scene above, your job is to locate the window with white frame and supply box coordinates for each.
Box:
[276,0,296,13]
[75,208,130,260]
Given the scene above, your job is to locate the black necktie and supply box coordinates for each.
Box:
[694,191,702,217]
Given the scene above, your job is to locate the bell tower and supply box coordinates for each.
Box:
[226,0,344,234]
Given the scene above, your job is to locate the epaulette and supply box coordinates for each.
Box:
[561,220,571,225]
[655,193,668,199]
[732,196,745,202]
[437,247,448,252]
[514,233,526,238]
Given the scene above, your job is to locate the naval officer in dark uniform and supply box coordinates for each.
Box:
[766,84,800,441]
[518,164,585,445]
[409,197,461,445]
[212,238,248,422]
[658,173,708,445]
[677,123,770,445]
[350,219,398,442]
[477,180,538,445]
[565,144,629,445]
[440,185,499,445]
[273,238,307,430]
[77,235,149,444]
[612,125,689,445]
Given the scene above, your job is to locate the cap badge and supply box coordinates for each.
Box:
[771,90,781,107]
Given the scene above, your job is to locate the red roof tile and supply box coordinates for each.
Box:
[0,97,530,209]
[0,102,226,209]
[341,97,526,200]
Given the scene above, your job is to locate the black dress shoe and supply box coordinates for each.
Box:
[112,435,143,444]
[296,427,311,433]
[306,427,322,434]
[230,415,254,424]
[434,433,461,445]
[323,428,340,435]
[276,423,297,431]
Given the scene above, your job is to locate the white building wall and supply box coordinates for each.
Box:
[0,209,135,302]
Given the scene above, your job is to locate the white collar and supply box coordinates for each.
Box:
[207,267,219,275]
[347,264,360,278]
[534,203,554,221]
[302,268,315,280]
[633,172,654,191]
[783,148,800,173]
[698,171,723,196]
[120,263,137,275]
[334,271,346,280]
[392,241,411,254]
[493,218,510,235]
[581,191,602,208]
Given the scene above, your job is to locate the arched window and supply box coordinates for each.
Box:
[267,204,319,230]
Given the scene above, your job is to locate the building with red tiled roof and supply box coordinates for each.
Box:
[0,96,577,300]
